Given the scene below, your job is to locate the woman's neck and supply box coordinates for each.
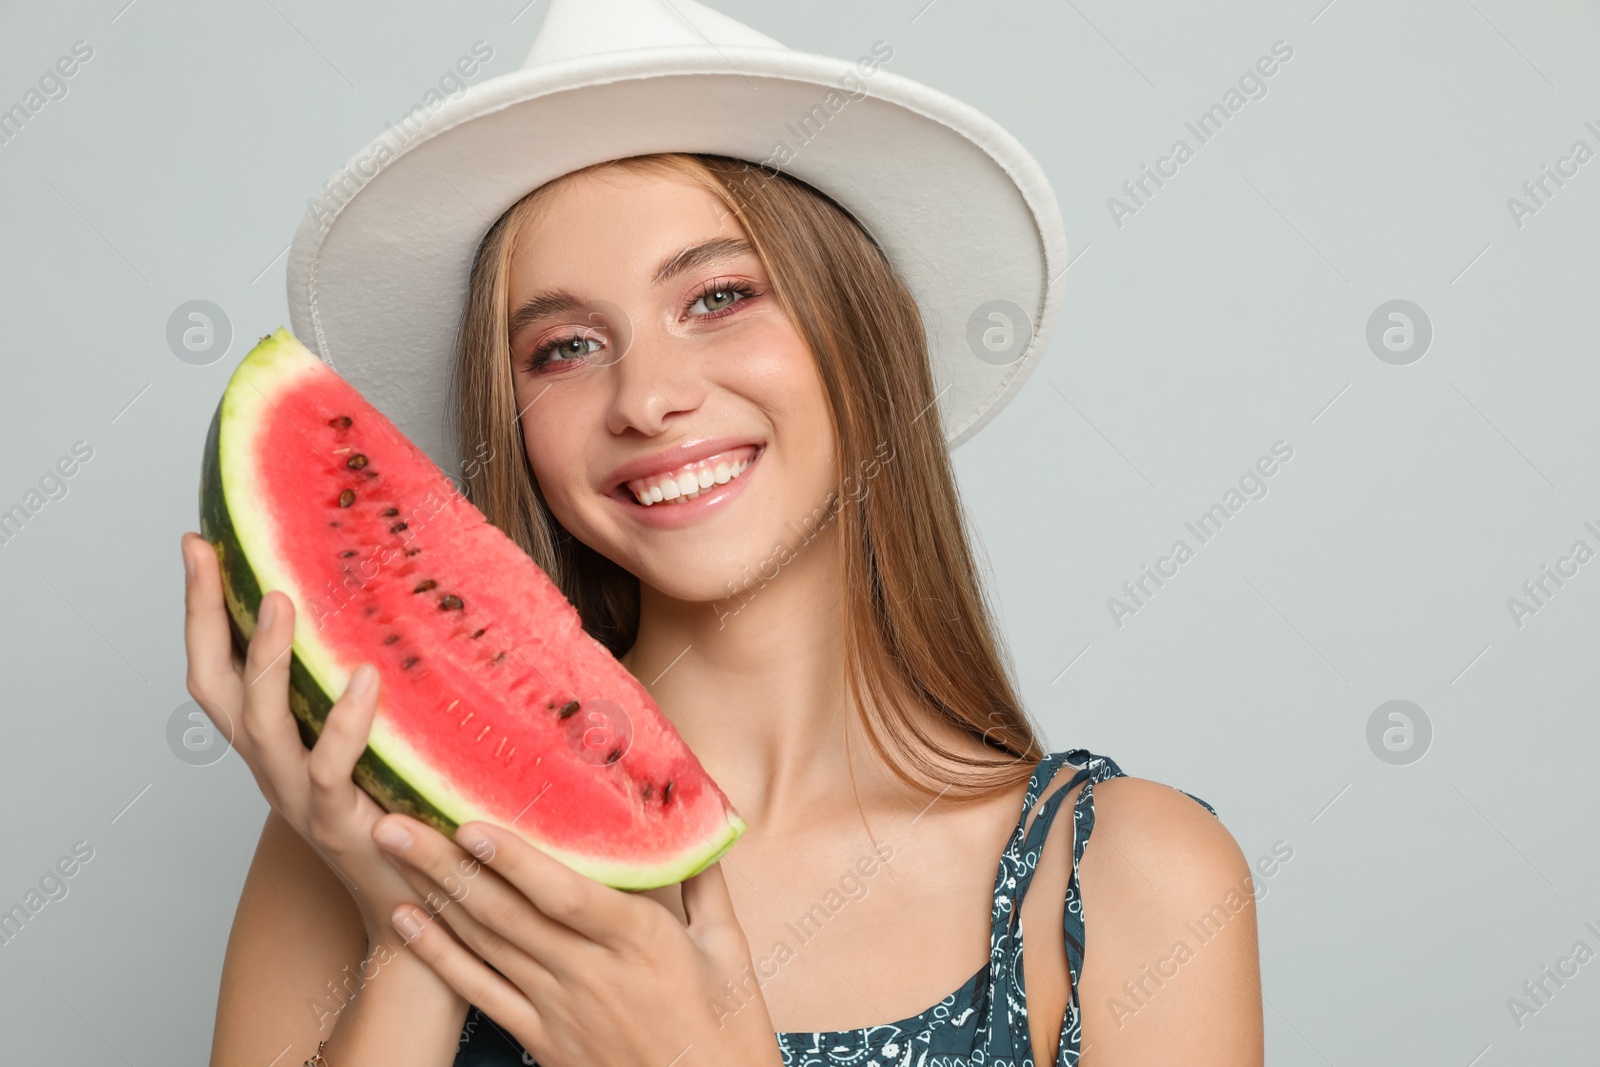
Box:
[619,520,885,831]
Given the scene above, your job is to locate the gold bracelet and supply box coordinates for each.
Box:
[303,1039,329,1066]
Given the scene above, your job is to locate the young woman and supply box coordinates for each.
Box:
[182,3,1262,1064]
[183,151,1261,1066]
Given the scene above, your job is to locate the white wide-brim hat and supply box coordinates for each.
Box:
[287,0,1068,478]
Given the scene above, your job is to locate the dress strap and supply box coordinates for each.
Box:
[981,750,1124,1065]
[1007,750,1125,922]
[989,750,1123,941]
[988,750,1071,908]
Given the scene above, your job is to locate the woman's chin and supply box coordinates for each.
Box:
[633,565,764,608]
[578,502,833,612]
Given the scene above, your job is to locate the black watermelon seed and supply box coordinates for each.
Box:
[557,700,580,720]
[389,522,408,534]
[383,634,400,645]
[405,548,422,557]
[340,550,356,558]
[382,507,399,517]
[329,416,352,429]
[661,780,673,804]
[338,489,355,508]
[347,454,369,469]
[401,656,420,669]
[641,782,654,801]
[470,628,486,639]
[413,579,437,594]
[605,747,622,764]
[439,595,464,611]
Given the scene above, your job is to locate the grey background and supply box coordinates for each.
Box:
[2,0,1596,1062]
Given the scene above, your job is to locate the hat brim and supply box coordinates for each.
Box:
[287,46,1067,478]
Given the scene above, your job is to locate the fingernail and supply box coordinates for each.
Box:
[257,595,276,629]
[393,907,425,942]
[182,537,196,581]
[347,664,376,700]
[373,819,412,852]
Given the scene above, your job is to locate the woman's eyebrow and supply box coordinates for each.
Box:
[509,290,584,338]
[652,236,755,286]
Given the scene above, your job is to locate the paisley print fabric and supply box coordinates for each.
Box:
[452,749,1217,1066]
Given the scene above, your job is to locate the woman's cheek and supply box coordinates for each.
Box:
[524,441,573,508]
[728,334,799,384]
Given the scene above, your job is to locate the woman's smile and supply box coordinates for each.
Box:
[609,441,765,527]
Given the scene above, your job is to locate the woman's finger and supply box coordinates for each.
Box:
[305,663,380,825]
[375,814,594,967]
[239,589,311,802]
[390,861,559,997]
[181,533,245,740]
[450,822,647,949]
[680,861,744,956]
[392,904,548,1054]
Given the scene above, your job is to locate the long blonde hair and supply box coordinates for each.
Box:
[447,152,1045,801]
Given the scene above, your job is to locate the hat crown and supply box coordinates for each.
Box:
[523,0,786,68]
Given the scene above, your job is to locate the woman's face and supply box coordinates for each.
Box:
[505,166,838,603]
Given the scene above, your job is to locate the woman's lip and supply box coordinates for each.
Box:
[610,445,763,526]
[604,436,765,494]
[620,443,761,499]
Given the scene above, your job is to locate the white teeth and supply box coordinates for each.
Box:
[626,450,756,506]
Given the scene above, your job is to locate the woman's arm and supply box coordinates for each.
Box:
[185,532,471,1065]
[209,807,471,1067]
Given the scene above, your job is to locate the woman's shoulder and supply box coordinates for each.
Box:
[1053,749,1245,892]
[1091,774,1244,880]
[1025,748,1250,923]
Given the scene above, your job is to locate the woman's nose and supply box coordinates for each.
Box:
[602,317,708,437]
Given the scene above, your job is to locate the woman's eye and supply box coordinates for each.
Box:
[525,333,602,373]
[552,336,599,359]
[690,287,745,315]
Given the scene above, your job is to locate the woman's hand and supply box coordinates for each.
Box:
[181,532,446,954]
[372,814,783,1067]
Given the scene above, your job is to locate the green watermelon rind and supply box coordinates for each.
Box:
[198,328,746,891]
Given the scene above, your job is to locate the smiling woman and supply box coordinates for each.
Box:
[184,1,1262,1065]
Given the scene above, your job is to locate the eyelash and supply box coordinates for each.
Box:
[521,278,759,375]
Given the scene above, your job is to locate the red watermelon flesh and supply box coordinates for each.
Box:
[199,328,745,889]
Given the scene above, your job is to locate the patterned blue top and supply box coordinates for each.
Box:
[453,748,1215,1066]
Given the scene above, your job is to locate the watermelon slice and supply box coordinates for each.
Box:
[198,328,745,890]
